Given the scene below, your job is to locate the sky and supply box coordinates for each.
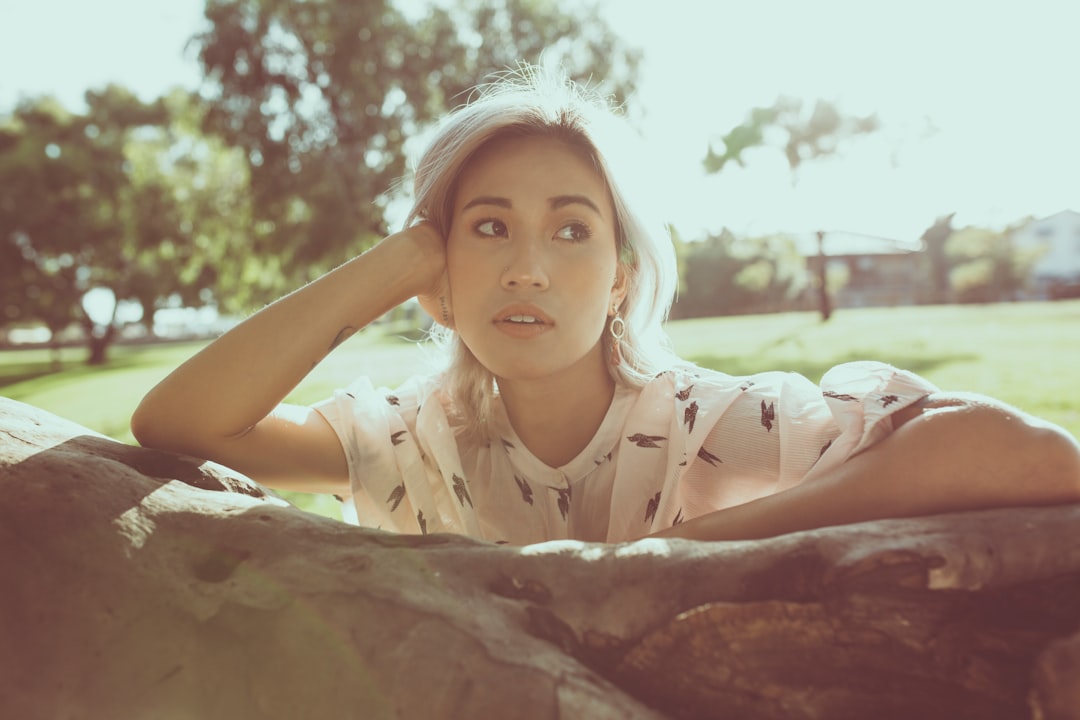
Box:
[1,0,1077,244]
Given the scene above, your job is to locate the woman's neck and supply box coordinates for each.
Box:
[497,366,616,469]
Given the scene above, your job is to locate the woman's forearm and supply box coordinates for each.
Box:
[652,395,1080,542]
[131,229,438,457]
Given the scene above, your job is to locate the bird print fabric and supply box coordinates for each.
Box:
[315,361,938,545]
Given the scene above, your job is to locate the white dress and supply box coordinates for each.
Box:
[313,361,938,544]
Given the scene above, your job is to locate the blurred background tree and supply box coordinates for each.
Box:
[702,96,880,175]
[0,0,640,362]
[0,87,169,363]
[701,97,880,321]
[118,88,254,324]
[191,0,641,305]
[672,229,805,318]
[946,221,1040,304]
[919,213,955,304]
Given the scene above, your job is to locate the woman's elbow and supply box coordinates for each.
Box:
[1033,421,1080,503]
[964,396,1080,505]
[130,394,180,452]
[912,393,1080,507]
[130,401,161,449]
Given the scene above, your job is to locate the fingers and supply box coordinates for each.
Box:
[406,219,445,250]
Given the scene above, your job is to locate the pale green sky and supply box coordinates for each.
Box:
[2,0,1076,242]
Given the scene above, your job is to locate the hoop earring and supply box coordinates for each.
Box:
[609,312,626,366]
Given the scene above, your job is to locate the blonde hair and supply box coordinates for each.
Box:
[405,69,682,438]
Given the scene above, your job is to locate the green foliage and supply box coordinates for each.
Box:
[0,88,169,351]
[702,106,778,172]
[119,89,256,317]
[673,230,806,317]
[704,96,879,174]
[946,225,1034,303]
[192,0,641,305]
[2,0,640,359]
[699,96,880,323]
[0,87,256,361]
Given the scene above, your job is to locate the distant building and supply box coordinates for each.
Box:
[795,231,923,308]
[1011,210,1080,299]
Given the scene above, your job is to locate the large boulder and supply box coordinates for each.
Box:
[1,395,1078,719]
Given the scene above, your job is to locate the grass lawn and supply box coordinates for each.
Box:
[666,301,1080,440]
[0,328,440,444]
[4,301,1078,515]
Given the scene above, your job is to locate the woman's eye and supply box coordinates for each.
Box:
[475,219,507,237]
[556,222,591,242]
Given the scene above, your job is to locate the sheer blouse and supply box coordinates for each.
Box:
[314,361,937,544]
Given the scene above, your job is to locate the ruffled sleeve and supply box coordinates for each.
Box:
[620,361,940,539]
[804,360,940,486]
[312,375,483,536]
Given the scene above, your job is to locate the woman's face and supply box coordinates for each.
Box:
[447,134,625,385]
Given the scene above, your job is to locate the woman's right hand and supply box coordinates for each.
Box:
[398,221,454,329]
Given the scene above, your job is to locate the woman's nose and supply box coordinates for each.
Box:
[500,244,549,289]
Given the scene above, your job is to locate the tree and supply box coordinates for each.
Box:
[191,0,642,307]
[0,256,81,368]
[673,229,805,318]
[0,90,167,362]
[947,223,1035,304]
[703,96,880,175]
[0,87,251,362]
[919,213,955,304]
[701,97,880,320]
[115,89,254,325]
[913,216,1041,306]
[810,230,832,321]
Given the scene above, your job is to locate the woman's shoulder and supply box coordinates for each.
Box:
[653,359,933,397]
[316,372,450,419]
[648,362,800,398]
[636,361,937,432]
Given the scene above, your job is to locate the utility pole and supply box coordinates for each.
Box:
[815,230,832,321]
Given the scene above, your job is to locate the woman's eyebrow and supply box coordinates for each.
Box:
[549,194,601,214]
[461,196,512,211]
[460,194,602,213]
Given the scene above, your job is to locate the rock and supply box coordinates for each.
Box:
[1,396,1078,719]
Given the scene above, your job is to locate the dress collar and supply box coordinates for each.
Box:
[495,383,637,483]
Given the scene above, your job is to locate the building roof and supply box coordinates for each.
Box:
[790,230,921,257]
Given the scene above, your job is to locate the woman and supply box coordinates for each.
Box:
[131,72,1080,544]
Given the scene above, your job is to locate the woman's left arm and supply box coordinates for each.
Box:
[651,393,1080,542]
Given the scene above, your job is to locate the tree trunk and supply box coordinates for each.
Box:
[815,230,832,321]
[2,396,1078,720]
[47,329,63,371]
[140,297,157,339]
[85,323,116,365]
[921,213,955,305]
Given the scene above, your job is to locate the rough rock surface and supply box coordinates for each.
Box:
[2,395,1078,719]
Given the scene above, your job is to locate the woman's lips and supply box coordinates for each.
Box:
[493,304,553,338]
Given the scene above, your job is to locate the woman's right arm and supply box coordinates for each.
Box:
[130,223,447,494]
